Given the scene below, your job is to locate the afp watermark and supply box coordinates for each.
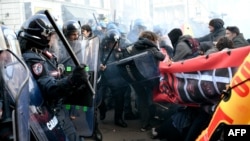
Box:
[224,125,250,140]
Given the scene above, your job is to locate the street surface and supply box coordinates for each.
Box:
[96,109,158,141]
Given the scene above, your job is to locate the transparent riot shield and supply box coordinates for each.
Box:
[0,47,67,141]
[82,36,100,91]
[59,36,100,138]
[60,39,95,106]
[0,24,67,141]
[29,75,68,141]
[0,50,30,141]
[0,25,30,141]
[75,36,99,137]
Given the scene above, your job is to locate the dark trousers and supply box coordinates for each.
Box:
[123,86,134,114]
[57,105,79,141]
[155,107,212,141]
[131,83,153,127]
[111,86,128,120]
[184,108,212,141]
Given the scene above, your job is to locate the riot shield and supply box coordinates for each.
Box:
[116,51,160,84]
[59,36,100,137]
[82,36,100,91]
[0,25,30,141]
[59,38,95,106]
[29,75,67,141]
[0,46,67,141]
[76,36,99,137]
[0,50,29,141]
[2,52,67,141]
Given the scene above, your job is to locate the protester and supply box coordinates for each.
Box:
[225,26,249,48]
[167,28,200,61]
[168,28,183,49]
[150,36,234,141]
[215,36,234,51]
[150,30,217,141]
[124,30,166,131]
[195,18,226,43]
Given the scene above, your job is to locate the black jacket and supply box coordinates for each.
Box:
[126,37,165,61]
[22,49,74,102]
[233,33,249,48]
[196,27,226,42]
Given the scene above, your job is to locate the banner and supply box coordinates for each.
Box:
[196,49,250,141]
[153,46,250,105]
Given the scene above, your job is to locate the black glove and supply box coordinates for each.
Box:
[69,64,89,87]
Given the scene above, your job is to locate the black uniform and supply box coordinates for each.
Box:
[17,14,88,141]
[98,29,129,127]
[22,49,81,141]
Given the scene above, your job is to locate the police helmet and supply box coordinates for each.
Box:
[133,19,147,30]
[106,22,118,31]
[153,25,166,36]
[35,10,58,21]
[62,20,81,37]
[99,21,107,29]
[18,14,54,50]
[35,10,63,29]
[118,24,128,35]
[106,29,120,42]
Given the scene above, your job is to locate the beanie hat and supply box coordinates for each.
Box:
[209,18,224,30]
[168,28,183,47]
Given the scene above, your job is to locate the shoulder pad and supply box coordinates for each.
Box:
[22,51,46,63]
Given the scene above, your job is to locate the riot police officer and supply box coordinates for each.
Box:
[17,14,88,141]
[127,18,147,43]
[62,20,81,41]
[61,20,102,141]
[99,29,130,127]
[58,20,82,70]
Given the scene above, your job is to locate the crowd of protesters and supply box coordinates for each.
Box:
[0,12,249,141]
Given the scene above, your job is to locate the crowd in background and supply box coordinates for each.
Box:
[0,10,249,141]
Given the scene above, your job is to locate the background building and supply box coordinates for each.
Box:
[1,0,250,38]
[0,0,110,31]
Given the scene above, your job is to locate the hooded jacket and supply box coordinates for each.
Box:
[233,33,249,48]
[172,35,198,61]
[196,27,226,42]
[196,18,226,42]
[126,37,165,61]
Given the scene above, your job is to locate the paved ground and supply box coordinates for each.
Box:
[85,109,160,141]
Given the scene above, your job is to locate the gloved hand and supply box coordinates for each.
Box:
[69,64,89,87]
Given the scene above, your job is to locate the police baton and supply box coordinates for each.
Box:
[44,10,95,95]
[103,36,119,65]
[97,36,119,83]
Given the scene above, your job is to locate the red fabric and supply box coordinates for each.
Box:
[154,46,250,105]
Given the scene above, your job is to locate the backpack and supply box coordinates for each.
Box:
[183,38,200,54]
[184,38,200,57]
